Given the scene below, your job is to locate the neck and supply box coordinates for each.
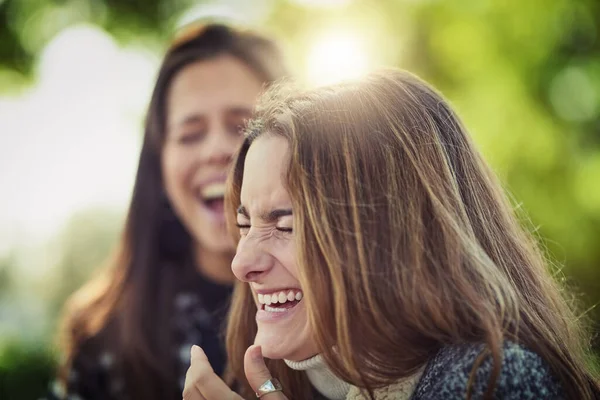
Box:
[193,244,235,284]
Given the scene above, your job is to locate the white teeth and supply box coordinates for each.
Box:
[257,290,303,305]
[265,305,287,313]
[200,182,226,199]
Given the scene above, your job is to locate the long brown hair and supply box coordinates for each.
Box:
[57,23,287,400]
[225,70,600,399]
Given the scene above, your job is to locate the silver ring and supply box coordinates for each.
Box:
[255,378,283,398]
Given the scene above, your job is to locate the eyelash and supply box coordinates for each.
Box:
[178,131,205,145]
[235,223,293,233]
[235,223,250,231]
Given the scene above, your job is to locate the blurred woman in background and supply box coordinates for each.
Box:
[184,70,600,399]
[47,22,287,400]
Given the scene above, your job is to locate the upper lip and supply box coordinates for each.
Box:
[196,174,228,189]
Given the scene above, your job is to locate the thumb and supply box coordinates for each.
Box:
[244,345,287,399]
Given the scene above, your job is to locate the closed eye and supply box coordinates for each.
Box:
[235,224,292,234]
[235,223,250,236]
[178,131,205,145]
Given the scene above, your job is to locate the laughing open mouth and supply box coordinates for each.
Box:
[258,290,303,313]
[197,182,226,213]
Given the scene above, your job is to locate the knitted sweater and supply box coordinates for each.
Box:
[410,341,563,400]
[288,341,563,400]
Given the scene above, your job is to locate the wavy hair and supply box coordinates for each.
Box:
[225,70,599,399]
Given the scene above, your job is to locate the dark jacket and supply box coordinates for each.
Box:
[346,341,563,400]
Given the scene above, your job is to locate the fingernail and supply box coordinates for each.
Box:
[190,345,200,358]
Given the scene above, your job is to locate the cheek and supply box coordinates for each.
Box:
[161,146,195,193]
[223,131,245,148]
[276,240,299,280]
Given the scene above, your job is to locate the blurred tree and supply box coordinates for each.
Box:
[0,340,54,400]
[44,208,123,322]
[0,0,199,74]
[0,210,122,399]
[0,254,16,299]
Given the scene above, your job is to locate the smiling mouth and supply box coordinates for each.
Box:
[258,290,303,313]
[197,183,226,213]
[203,197,224,213]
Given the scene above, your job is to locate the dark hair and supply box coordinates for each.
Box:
[58,23,287,400]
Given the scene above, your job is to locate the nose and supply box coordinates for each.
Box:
[231,236,273,283]
[200,125,239,165]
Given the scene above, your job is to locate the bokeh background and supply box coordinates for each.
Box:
[1,0,599,398]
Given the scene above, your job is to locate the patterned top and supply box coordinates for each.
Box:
[45,273,232,400]
[411,341,564,399]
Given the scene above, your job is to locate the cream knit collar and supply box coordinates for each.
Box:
[285,354,351,400]
[284,354,424,400]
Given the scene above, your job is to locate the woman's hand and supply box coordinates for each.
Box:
[183,345,289,400]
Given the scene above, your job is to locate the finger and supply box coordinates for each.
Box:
[183,378,206,400]
[244,345,288,400]
[183,346,207,400]
[185,345,242,400]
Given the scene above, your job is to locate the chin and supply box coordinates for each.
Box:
[254,334,291,360]
[254,329,316,361]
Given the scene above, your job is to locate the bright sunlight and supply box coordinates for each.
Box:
[306,31,369,86]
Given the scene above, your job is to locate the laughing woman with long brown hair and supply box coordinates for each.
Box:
[47,23,287,400]
[183,70,600,400]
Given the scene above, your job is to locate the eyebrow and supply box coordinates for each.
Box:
[225,107,253,116]
[169,114,205,131]
[237,205,292,222]
[171,107,252,130]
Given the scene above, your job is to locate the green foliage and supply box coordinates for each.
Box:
[45,208,123,326]
[0,340,55,400]
[0,0,200,77]
[0,254,16,298]
[0,209,121,399]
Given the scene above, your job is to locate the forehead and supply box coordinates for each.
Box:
[240,135,291,214]
[167,55,263,115]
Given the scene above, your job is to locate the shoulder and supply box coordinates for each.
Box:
[53,313,123,399]
[411,341,564,400]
